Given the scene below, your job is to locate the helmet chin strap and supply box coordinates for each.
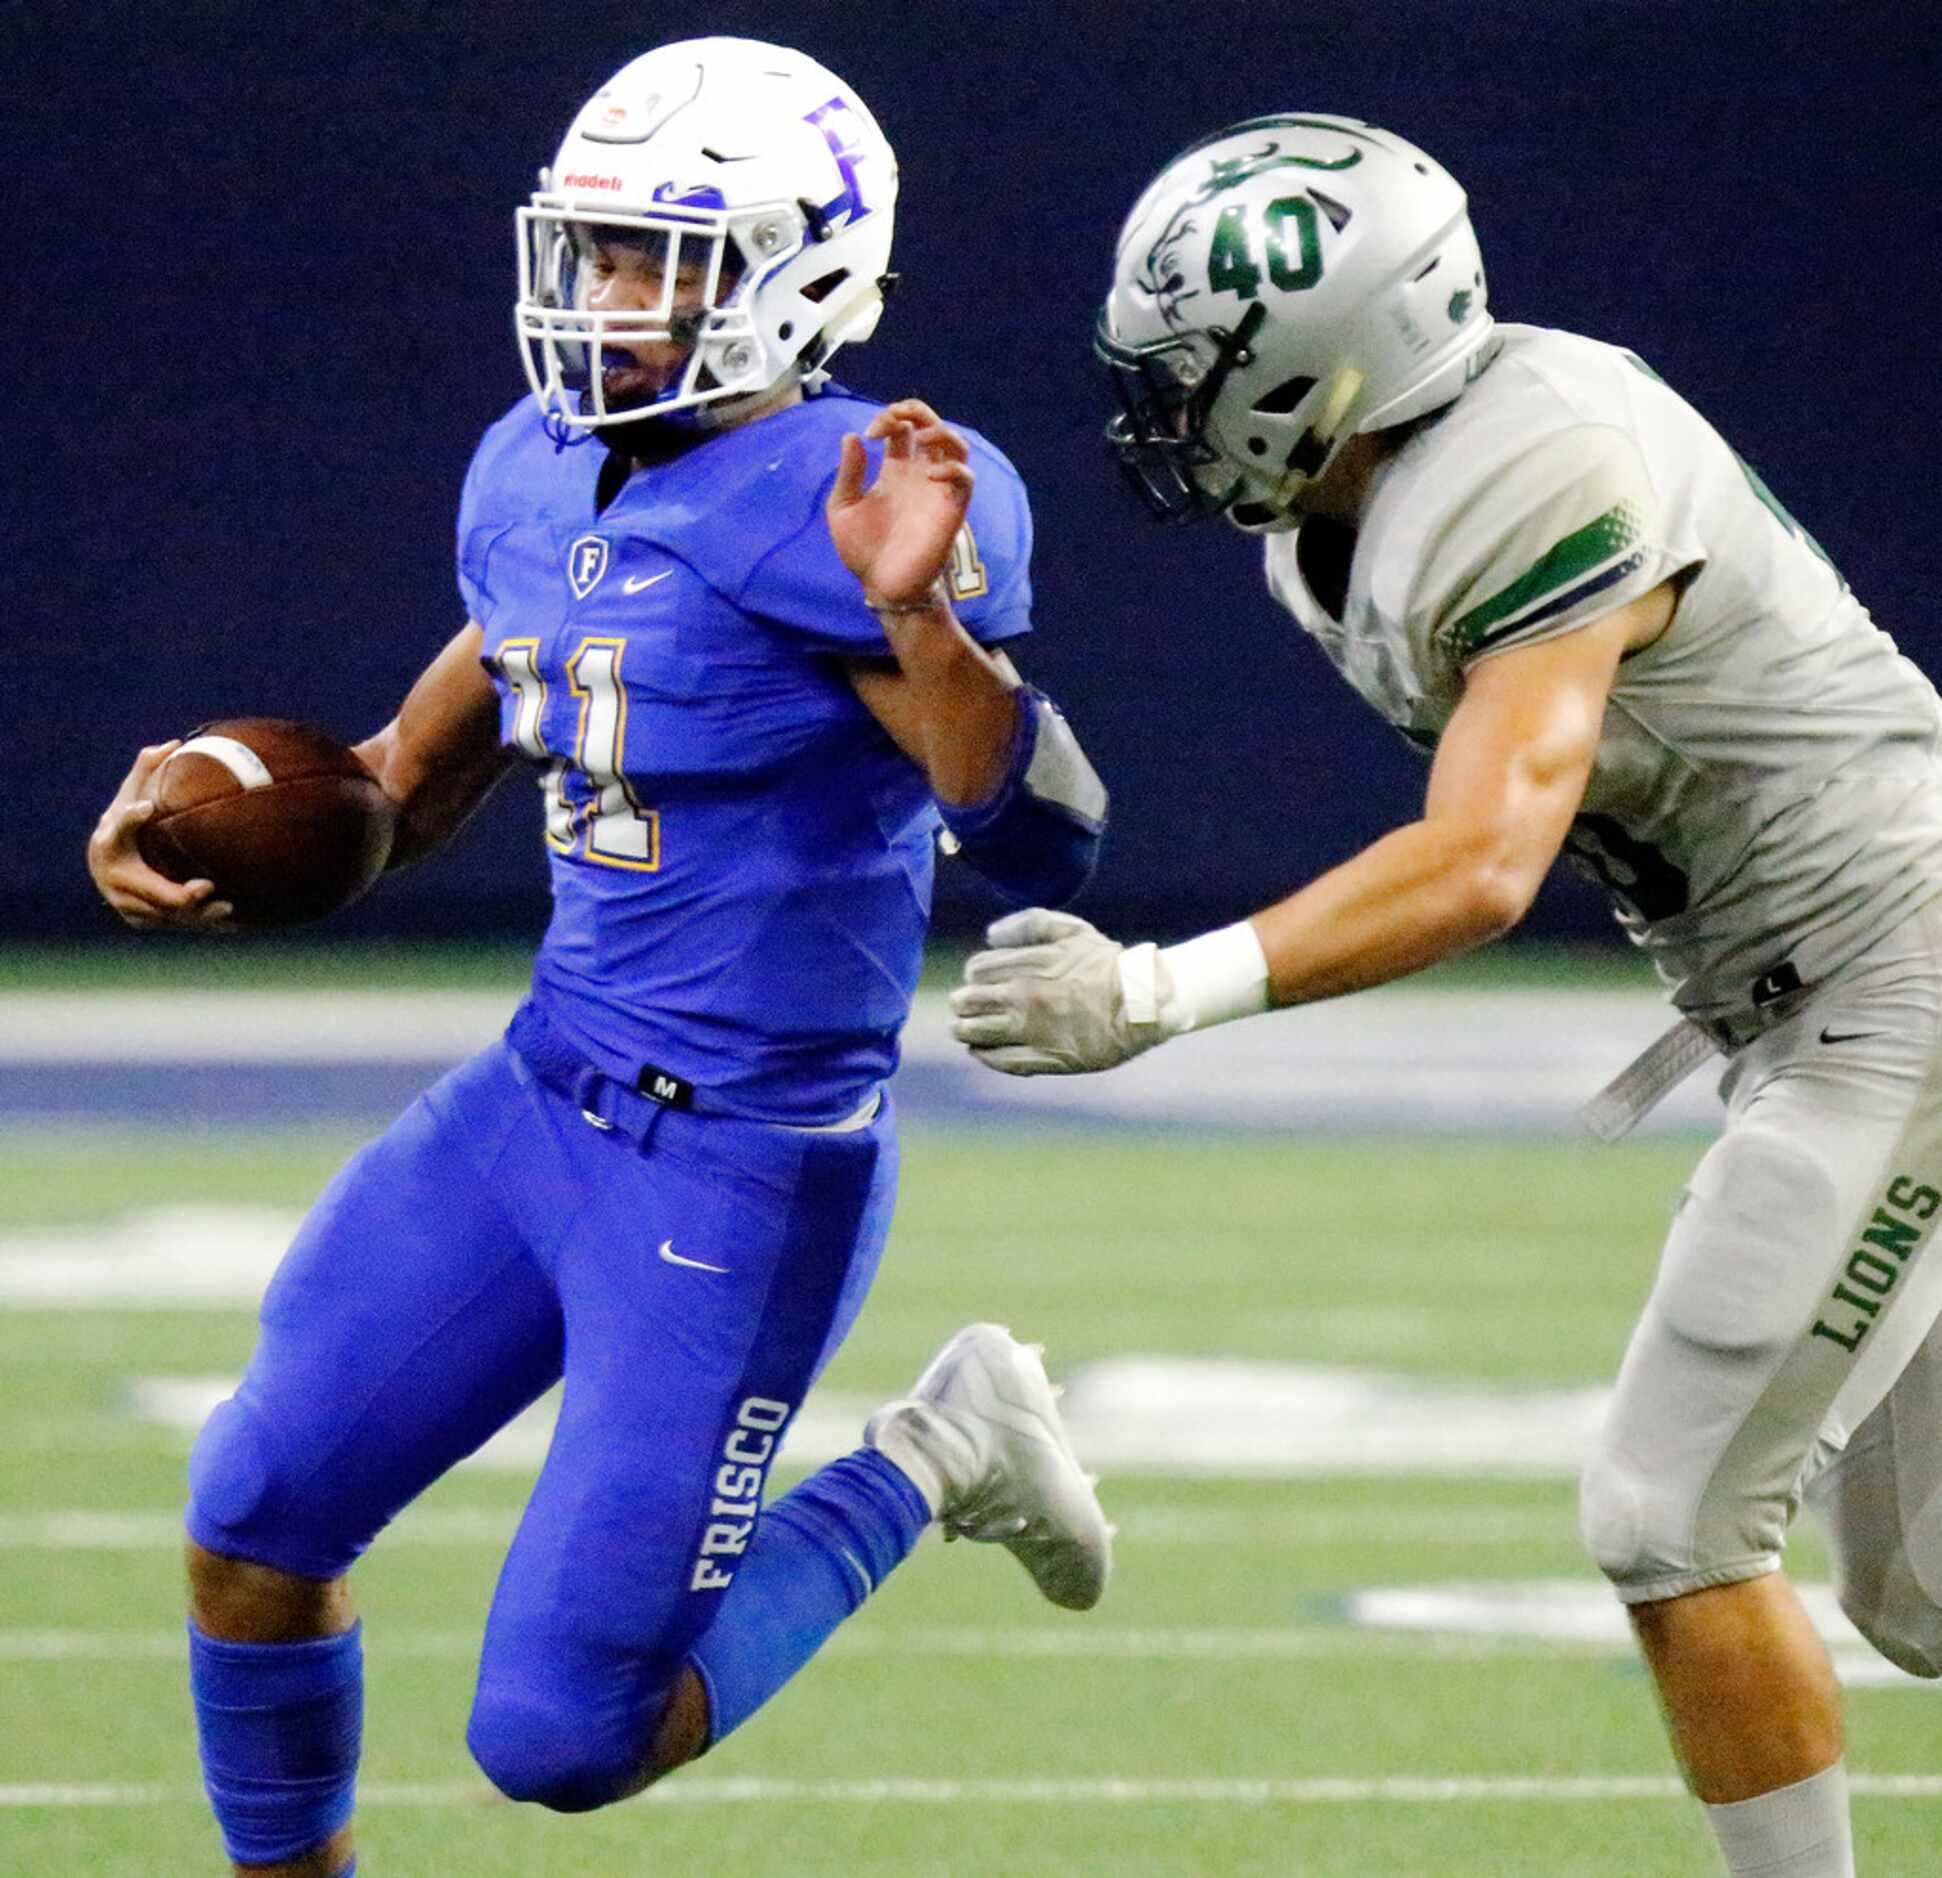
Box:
[1267,365,1365,510]
[1223,365,1368,534]
[816,280,887,350]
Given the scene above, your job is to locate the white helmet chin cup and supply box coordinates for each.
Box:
[516,36,899,431]
[1096,113,1494,527]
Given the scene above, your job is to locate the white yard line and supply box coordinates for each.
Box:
[0,1627,1603,1665]
[0,991,522,1064]
[0,1510,519,1549]
[0,983,1729,1133]
[0,1619,1910,1685]
[8,1582,1917,1682]
[0,986,1659,1068]
[1121,1507,1569,1542]
[106,1361,1611,1476]
[4,1775,1939,1808]
[0,1505,1571,1550]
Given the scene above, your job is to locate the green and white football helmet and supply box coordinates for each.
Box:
[1097,115,1494,531]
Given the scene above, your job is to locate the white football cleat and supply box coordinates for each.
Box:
[865,1322,1111,1611]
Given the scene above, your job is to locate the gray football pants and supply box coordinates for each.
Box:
[1580,901,1942,1675]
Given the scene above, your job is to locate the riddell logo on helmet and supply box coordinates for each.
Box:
[563,172,624,191]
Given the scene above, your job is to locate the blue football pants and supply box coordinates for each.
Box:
[187,1036,898,1801]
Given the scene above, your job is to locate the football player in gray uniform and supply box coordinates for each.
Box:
[944,116,1942,1877]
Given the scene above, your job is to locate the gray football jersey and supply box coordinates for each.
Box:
[1263,323,1942,1026]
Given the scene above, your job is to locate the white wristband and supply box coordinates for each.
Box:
[1117,921,1271,1039]
[1156,921,1272,1034]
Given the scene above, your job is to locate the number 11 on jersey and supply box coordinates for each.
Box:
[493,636,661,870]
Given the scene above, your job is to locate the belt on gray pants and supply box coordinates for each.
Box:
[1582,962,1812,1142]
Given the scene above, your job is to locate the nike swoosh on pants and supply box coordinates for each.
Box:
[658,1237,729,1275]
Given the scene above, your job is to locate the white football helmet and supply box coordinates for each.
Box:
[1097,114,1494,530]
[516,37,898,431]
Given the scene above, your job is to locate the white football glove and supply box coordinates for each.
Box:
[948,908,1184,1076]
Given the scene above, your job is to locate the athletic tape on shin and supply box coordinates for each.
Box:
[189,1619,363,1866]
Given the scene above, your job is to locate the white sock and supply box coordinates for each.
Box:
[863,1409,946,1518]
[1702,1763,1855,1876]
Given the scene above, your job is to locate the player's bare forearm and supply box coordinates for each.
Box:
[1248,817,1534,1003]
[365,736,514,872]
[849,624,1022,806]
[353,624,515,870]
[1254,602,1644,1006]
[947,598,1655,1074]
[831,399,1023,801]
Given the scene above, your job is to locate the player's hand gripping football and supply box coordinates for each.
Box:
[87,742,234,931]
[950,909,1176,1075]
[827,397,973,607]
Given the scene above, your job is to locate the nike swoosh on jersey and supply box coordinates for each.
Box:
[1819,1027,1885,1045]
[623,570,674,594]
[658,1237,729,1274]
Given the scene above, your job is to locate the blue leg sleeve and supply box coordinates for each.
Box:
[688,1448,930,1742]
[188,1619,362,1868]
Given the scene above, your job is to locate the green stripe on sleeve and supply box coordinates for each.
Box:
[1446,504,1642,656]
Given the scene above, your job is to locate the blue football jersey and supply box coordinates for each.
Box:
[456,385,1035,1123]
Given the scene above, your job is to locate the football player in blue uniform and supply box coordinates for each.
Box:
[86,38,1110,1878]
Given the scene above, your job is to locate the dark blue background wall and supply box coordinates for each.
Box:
[9,0,1939,947]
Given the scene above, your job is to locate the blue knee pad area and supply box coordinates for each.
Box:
[468,1688,651,1814]
[188,1620,362,1866]
[466,1451,928,1809]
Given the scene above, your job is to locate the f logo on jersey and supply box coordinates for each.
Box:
[567,535,611,599]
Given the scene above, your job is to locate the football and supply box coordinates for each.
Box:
[136,717,397,928]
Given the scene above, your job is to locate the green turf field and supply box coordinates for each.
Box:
[2,1124,1936,1875]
